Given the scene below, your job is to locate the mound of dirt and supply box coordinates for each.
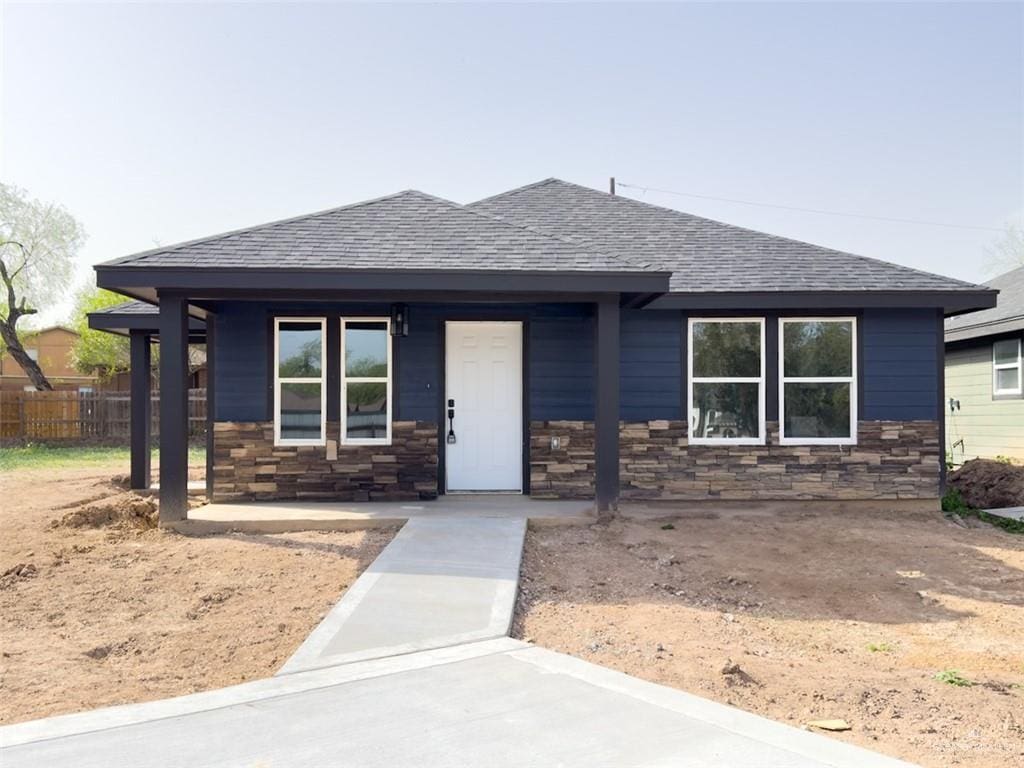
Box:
[51,492,159,531]
[949,459,1024,509]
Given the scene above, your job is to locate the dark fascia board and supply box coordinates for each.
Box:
[88,309,206,337]
[95,266,672,295]
[646,289,998,315]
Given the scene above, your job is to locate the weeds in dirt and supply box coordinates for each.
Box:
[934,669,973,687]
[941,489,1024,535]
[867,642,895,653]
[660,523,675,530]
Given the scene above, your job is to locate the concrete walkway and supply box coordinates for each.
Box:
[985,506,1024,521]
[0,503,919,767]
[1,639,915,767]
[280,516,526,671]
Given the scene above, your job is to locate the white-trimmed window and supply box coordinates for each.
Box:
[993,338,1022,396]
[274,317,326,446]
[341,317,391,445]
[688,318,765,444]
[779,317,857,445]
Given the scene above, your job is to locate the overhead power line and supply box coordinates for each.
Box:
[615,182,1005,233]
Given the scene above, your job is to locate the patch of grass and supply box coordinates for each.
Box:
[933,669,973,687]
[867,642,895,653]
[0,443,204,472]
[941,488,971,514]
[941,488,1024,535]
[660,523,676,530]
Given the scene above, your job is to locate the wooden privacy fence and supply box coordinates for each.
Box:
[0,389,206,440]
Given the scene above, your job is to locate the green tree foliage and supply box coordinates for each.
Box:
[70,286,131,377]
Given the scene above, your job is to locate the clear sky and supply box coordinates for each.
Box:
[2,2,1021,325]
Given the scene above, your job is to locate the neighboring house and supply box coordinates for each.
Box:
[0,325,98,392]
[88,178,996,523]
[944,266,1024,463]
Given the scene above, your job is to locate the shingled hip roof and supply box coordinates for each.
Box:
[469,179,990,296]
[94,178,995,314]
[100,190,655,275]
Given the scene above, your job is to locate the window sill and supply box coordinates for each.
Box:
[689,438,766,447]
[341,439,392,447]
[275,439,326,448]
[778,438,857,447]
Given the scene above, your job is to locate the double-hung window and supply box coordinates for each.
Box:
[993,338,1022,397]
[688,318,765,444]
[274,318,327,446]
[341,318,391,445]
[779,317,857,444]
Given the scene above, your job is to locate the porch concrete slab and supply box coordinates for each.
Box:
[985,506,1024,521]
[150,480,206,496]
[278,515,528,673]
[0,640,916,768]
[178,494,594,533]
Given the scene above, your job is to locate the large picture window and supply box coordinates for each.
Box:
[274,318,326,446]
[993,338,1022,397]
[779,317,857,444]
[688,318,765,444]
[341,318,391,445]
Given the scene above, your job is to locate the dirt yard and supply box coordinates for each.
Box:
[0,465,394,725]
[515,508,1024,768]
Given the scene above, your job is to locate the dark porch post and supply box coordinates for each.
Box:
[158,293,189,523]
[204,314,216,501]
[595,296,621,513]
[129,330,152,490]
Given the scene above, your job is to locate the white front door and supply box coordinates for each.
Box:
[445,321,523,492]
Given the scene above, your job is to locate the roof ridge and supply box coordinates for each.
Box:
[519,179,989,292]
[99,190,431,267]
[411,187,659,273]
[456,198,658,274]
[468,178,562,207]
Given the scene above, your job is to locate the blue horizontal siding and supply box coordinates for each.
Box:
[861,308,938,420]
[213,304,268,422]
[213,303,938,426]
[621,309,681,420]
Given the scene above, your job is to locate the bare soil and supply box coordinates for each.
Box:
[515,508,1024,768]
[0,466,394,725]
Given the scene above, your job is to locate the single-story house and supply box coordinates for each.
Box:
[89,178,997,524]
[944,266,1024,463]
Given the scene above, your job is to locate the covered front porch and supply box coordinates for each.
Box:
[91,293,649,526]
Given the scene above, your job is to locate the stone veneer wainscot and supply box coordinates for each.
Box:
[530,420,941,501]
[213,419,940,503]
[211,421,438,502]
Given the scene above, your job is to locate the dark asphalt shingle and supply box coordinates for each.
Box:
[91,300,158,315]
[470,179,987,294]
[103,190,654,274]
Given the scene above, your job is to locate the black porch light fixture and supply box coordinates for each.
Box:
[390,303,409,337]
